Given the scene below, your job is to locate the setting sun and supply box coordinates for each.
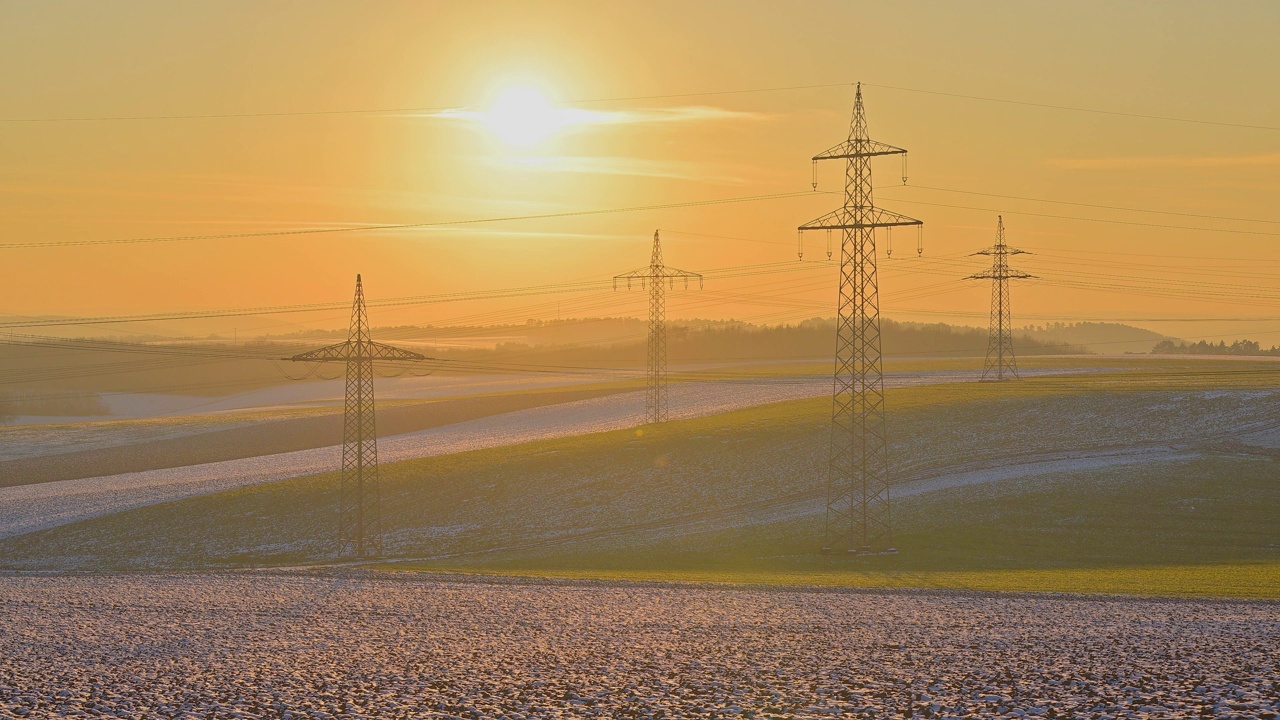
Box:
[483,86,566,147]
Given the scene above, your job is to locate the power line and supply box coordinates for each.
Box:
[0,260,833,329]
[1019,245,1280,265]
[893,308,1280,323]
[874,194,1280,238]
[12,244,1280,335]
[0,191,816,250]
[10,183,1278,252]
[1024,250,1280,284]
[903,255,1280,310]
[904,185,1280,226]
[864,82,1280,132]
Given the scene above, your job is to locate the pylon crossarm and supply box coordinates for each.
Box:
[613,269,650,289]
[799,206,922,232]
[285,341,355,362]
[365,341,429,361]
[285,341,431,363]
[967,271,1036,280]
[661,267,702,280]
[813,138,907,161]
[615,268,701,284]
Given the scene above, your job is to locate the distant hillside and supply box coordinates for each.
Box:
[0,318,1085,409]
[413,317,1085,365]
[1018,322,1176,355]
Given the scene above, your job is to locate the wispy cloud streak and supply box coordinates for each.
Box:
[494,156,749,184]
[415,105,762,126]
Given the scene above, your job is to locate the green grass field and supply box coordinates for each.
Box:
[381,564,1280,600]
[2,361,1277,599]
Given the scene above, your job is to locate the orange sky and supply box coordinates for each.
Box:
[2,1,1278,342]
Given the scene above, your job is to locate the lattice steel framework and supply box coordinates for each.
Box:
[798,84,922,554]
[286,275,427,558]
[968,216,1035,382]
[615,230,702,424]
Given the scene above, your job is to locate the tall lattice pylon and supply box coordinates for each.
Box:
[968,216,1035,382]
[798,84,922,555]
[615,230,702,424]
[286,275,429,558]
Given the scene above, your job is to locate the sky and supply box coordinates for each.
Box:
[1,0,1278,343]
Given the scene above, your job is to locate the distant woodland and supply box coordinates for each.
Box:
[1151,339,1280,357]
[415,317,1085,366]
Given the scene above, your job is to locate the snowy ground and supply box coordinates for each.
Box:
[0,571,1275,719]
[107,370,626,417]
[0,370,1080,540]
[0,372,626,461]
[6,361,818,426]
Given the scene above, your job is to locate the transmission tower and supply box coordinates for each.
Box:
[798,83,922,555]
[286,274,429,558]
[968,216,1035,382]
[614,230,702,424]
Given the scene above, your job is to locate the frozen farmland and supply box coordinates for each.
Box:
[1,571,1276,719]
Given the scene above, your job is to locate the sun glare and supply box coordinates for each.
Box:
[484,86,566,147]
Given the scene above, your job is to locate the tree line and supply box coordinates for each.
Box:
[1151,339,1280,357]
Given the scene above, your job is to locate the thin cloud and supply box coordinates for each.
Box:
[1047,152,1280,170]
[494,156,749,184]
[574,106,763,125]
[414,228,636,242]
[416,105,763,126]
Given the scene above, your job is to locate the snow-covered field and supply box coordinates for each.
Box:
[106,370,624,417]
[0,365,1085,462]
[0,413,274,463]
[0,571,1275,719]
[0,371,623,461]
[0,370,1075,540]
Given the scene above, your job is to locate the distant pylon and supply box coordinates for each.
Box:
[798,83,922,555]
[615,230,702,424]
[286,275,429,558]
[967,216,1035,382]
